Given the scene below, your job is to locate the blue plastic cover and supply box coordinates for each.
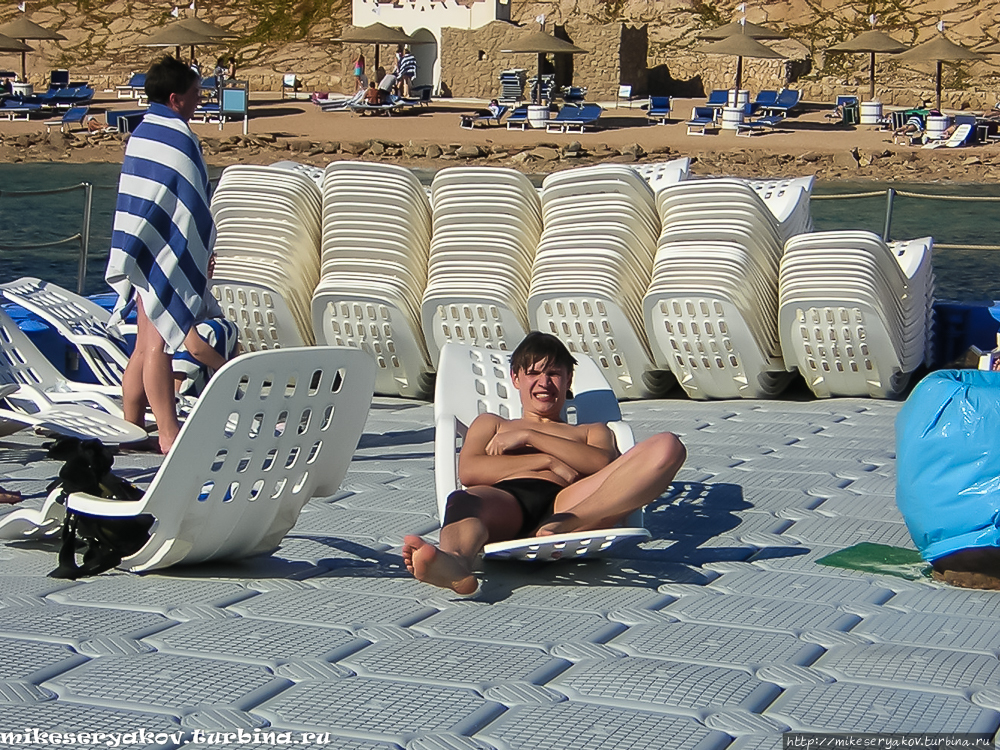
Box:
[896,369,1000,561]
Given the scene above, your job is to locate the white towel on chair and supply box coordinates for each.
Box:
[105,102,219,353]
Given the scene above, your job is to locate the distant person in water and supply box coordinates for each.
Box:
[403,332,687,595]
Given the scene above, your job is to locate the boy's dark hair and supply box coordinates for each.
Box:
[144,55,199,105]
[510,332,576,375]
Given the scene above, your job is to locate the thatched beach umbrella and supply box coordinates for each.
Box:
[895,33,983,111]
[175,16,237,40]
[828,30,907,101]
[334,22,418,73]
[698,20,787,41]
[697,31,785,92]
[501,31,588,105]
[172,16,237,67]
[139,24,220,63]
[0,15,65,83]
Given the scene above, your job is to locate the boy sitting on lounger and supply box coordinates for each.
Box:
[403,332,686,594]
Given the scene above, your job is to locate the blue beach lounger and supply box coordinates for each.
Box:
[646,96,671,124]
[546,103,602,133]
[461,105,508,129]
[44,106,89,133]
[736,113,784,137]
[505,105,529,130]
[686,106,716,135]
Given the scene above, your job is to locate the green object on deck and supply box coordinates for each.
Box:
[817,542,932,580]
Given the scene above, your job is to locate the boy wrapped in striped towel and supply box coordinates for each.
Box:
[106,56,237,453]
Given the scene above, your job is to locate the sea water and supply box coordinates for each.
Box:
[1,162,999,301]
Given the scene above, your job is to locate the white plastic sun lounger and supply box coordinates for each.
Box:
[56,346,376,572]
[434,343,650,561]
[0,308,147,443]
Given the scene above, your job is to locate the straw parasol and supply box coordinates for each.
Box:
[0,32,32,53]
[828,30,908,101]
[697,31,785,92]
[334,22,418,72]
[175,16,237,40]
[501,30,588,105]
[139,24,220,63]
[699,20,786,41]
[895,33,984,111]
[0,15,65,83]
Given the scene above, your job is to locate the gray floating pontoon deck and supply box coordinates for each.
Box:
[1,397,998,749]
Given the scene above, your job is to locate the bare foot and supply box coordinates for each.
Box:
[402,535,478,595]
[535,512,581,537]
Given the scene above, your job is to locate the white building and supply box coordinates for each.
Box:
[351,0,511,92]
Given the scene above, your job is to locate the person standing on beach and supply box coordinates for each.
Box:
[105,55,227,454]
[353,48,365,92]
[396,46,417,98]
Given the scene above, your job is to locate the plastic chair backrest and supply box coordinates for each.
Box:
[0,306,69,391]
[693,106,714,120]
[836,95,858,107]
[211,280,309,350]
[618,84,632,101]
[0,277,127,386]
[99,346,376,570]
[649,96,670,111]
[434,343,622,430]
[283,73,298,87]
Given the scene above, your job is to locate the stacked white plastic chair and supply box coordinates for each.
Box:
[210,164,321,350]
[631,157,692,195]
[421,167,542,362]
[312,161,433,398]
[529,164,667,399]
[644,177,795,399]
[779,230,934,398]
[745,176,815,238]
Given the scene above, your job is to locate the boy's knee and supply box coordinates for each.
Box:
[443,489,481,526]
[642,432,686,472]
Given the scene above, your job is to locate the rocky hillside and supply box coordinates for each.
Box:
[6,0,1000,98]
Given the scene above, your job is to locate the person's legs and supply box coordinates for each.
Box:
[403,485,523,594]
[123,297,181,453]
[536,432,686,536]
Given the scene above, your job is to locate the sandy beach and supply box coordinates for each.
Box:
[2,91,999,183]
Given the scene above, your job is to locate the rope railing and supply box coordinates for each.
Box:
[815,187,1000,248]
[0,182,93,295]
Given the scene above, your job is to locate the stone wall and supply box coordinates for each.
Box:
[440,19,625,99]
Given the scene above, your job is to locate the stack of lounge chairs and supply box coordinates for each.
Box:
[209,165,321,350]
[421,167,541,360]
[312,162,434,397]
[530,165,667,399]
[498,69,526,104]
[644,178,808,399]
[779,231,934,398]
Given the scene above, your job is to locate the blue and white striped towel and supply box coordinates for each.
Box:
[105,102,218,353]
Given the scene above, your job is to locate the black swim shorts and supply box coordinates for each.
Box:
[493,477,564,536]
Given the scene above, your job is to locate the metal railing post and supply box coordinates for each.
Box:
[882,187,895,243]
[78,182,93,296]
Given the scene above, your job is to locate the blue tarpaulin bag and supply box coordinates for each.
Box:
[896,369,1000,562]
